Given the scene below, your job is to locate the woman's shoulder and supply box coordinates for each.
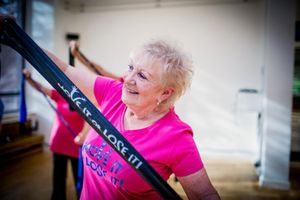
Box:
[154,108,193,136]
[162,108,192,133]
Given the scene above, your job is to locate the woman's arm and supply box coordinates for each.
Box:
[43,49,98,105]
[69,41,120,80]
[74,121,91,145]
[177,168,221,200]
[23,68,52,96]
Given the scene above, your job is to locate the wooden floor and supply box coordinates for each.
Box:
[0,146,299,200]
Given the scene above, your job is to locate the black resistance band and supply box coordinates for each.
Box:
[0,17,181,200]
[27,76,77,138]
[27,76,83,193]
[77,48,102,75]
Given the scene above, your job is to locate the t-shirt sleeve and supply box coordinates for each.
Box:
[169,131,204,177]
[93,76,121,108]
[50,89,60,103]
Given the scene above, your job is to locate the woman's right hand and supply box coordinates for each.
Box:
[23,68,32,79]
[74,132,87,145]
[69,40,80,57]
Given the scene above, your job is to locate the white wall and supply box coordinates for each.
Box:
[52,0,264,161]
[259,0,295,189]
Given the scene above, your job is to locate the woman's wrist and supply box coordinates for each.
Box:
[72,48,78,57]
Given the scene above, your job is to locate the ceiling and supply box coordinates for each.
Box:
[62,0,251,12]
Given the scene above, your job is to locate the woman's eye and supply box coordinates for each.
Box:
[138,72,147,80]
[128,65,133,71]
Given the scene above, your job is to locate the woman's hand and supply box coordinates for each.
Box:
[0,14,16,26]
[23,68,32,80]
[74,122,91,145]
[74,132,87,145]
[69,40,80,57]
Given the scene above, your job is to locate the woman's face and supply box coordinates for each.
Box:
[121,54,165,112]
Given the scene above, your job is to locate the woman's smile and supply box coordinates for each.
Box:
[124,86,139,95]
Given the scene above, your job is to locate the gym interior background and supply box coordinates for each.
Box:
[0,0,299,199]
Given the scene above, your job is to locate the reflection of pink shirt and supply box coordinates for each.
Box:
[80,77,203,200]
[49,90,85,158]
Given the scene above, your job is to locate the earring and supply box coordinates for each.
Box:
[157,98,161,106]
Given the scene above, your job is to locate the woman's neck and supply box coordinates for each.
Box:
[124,107,169,130]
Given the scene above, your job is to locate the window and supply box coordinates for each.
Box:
[0,0,26,117]
[0,0,54,119]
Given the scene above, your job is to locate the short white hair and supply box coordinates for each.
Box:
[130,39,194,107]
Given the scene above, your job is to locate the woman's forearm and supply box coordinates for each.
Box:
[43,48,98,104]
[43,48,69,73]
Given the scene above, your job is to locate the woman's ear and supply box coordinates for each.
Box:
[160,88,174,102]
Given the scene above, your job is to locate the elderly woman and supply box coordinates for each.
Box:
[46,39,220,200]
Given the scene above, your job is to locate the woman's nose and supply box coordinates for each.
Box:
[124,71,136,85]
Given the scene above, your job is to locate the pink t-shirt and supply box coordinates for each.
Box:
[80,77,203,200]
[49,90,85,158]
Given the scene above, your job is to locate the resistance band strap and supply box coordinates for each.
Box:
[19,70,27,123]
[69,43,84,195]
[27,75,83,194]
[27,76,77,138]
[77,146,83,194]
[69,47,75,66]
[77,48,102,75]
[0,17,181,200]
[68,46,75,111]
